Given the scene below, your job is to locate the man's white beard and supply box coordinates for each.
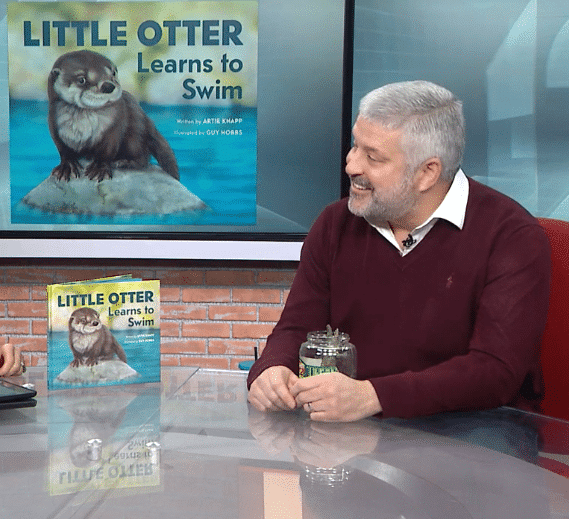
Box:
[347,176,418,224]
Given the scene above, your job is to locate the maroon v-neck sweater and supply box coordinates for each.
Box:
[248,178,551,418]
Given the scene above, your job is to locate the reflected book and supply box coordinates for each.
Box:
[46,275,161,390]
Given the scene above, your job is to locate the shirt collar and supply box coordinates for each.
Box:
[423,168,469,230]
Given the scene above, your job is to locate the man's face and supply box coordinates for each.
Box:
[346,116,419,225]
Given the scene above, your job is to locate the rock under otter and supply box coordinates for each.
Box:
[57,359,140,385]
[21,167,208,215]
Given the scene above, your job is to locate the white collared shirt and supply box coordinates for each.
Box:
[369,169,469,256]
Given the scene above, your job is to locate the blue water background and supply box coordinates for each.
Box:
[10,100,257,226]
[47,328,161,390]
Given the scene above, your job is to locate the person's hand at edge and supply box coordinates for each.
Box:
[0,343,25,377]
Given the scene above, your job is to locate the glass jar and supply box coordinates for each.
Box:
[299,329,357,379]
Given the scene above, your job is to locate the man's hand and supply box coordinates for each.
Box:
[0,343,24,377]
[290,372,382,422]
[248,366,299,412]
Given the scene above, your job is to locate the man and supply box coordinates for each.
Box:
[0,343,25,377]
[247,80,550,422]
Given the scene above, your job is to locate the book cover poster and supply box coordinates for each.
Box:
[7,1,258,227]
[47,277,161,390]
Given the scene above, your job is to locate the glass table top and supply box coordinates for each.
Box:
[1,367,569,518]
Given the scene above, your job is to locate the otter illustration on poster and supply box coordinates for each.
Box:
[7,1,258,226]
[47,49,180,183]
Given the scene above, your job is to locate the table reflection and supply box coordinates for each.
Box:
[2,367,569,519]
[248,407,380,488]
[47,385,161,496]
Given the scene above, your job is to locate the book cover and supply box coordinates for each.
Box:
[7,1,258,227]
[47,276,161,390]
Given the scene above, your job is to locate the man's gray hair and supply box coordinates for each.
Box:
[358,81,465,182]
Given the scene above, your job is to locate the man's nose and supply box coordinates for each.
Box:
[345,148,361,176]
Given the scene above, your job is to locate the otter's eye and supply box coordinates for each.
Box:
[77,76,86,85]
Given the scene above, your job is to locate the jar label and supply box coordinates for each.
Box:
[299,357,339,378]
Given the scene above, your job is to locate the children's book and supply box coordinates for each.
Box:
[47,275,160,390]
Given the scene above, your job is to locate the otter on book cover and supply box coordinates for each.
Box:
[47,276,160,390]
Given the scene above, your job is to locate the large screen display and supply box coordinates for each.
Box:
[352,0,569,222]
[0,0,349,259]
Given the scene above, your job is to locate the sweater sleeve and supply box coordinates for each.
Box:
[372,222,551,418]
[247,204,335,388]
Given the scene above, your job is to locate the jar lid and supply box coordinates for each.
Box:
[305,330,351,350]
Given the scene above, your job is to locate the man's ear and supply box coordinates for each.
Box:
[415,157,443,193]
